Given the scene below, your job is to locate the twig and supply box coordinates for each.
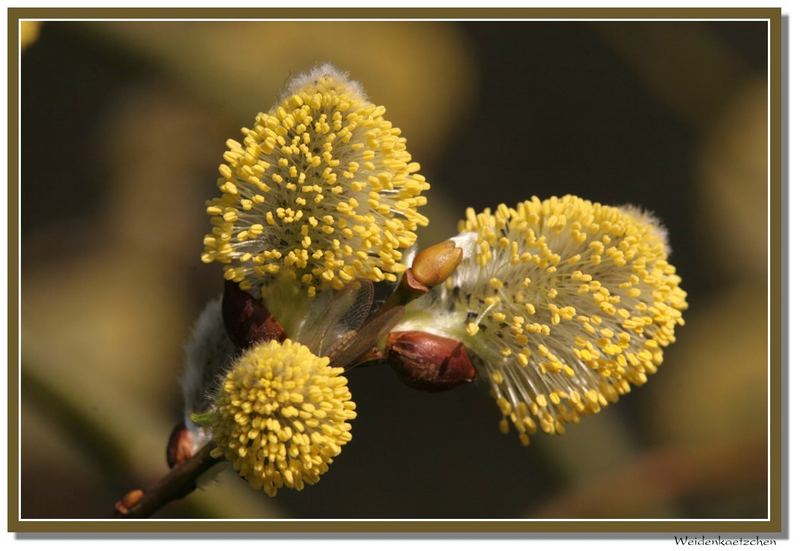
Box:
[115,443,221,519]
[374,269,429,315]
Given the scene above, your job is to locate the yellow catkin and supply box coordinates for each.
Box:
[201,65,429,296]
[402,195,687,445]
[210,339,356,496]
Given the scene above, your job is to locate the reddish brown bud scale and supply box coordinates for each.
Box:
[402,268,430,294]
[222,280,286,349]
[386,331,477,391]
[166,421,195,468]
[411,239,463,288]
[114,488,144,515]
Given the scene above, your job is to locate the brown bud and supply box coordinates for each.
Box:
[411,239,463,288]
[114,489,144,515]
[386,331,477,392]
[166,420,195,468]
[222,279,286,349]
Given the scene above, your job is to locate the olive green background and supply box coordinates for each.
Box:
[8,7,782,532]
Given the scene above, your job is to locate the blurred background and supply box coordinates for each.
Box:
[20,19,769,519]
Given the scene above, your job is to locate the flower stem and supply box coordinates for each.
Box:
[114,443,221,519]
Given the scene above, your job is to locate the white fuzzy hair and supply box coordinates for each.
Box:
[618,204,672,255]
[180,297,238,450]
[277,63,367,105]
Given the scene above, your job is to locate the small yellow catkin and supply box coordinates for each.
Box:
[210,339,356,496]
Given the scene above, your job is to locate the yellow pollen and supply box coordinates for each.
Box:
[403,194,688,445]
[202,66,430,294]
[209,339,356,496]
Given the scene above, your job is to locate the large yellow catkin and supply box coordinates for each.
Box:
[398,195,687,445]
[210,339,356,496]
[202,65,429,297]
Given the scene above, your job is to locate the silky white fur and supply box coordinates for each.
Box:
[180,297,238,450]
[278,63,367,104]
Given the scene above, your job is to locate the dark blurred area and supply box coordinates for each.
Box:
[20,20,769,519]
